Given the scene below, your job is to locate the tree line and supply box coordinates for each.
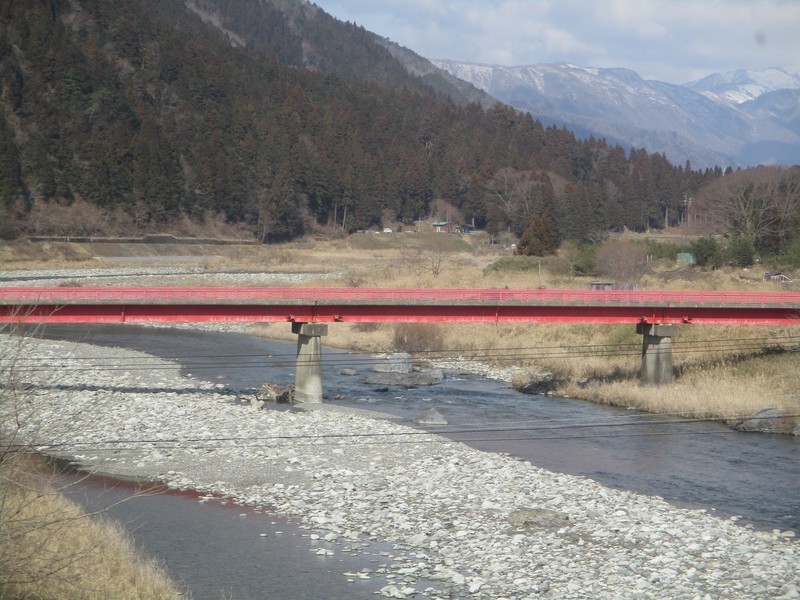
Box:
[0,0,759,249]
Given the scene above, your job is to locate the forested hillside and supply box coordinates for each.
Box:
[0,0,715,244]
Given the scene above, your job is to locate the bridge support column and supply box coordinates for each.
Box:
[637,323,678,385]
[292,322,328,404]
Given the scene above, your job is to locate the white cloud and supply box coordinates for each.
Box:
[314,0,800,83]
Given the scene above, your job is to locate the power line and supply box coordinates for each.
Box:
[16,331,800,357]
[3,333,797,450]
[3,332,799,373]
[11,411,798,453]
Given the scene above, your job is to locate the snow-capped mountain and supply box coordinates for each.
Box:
[432,60,800,169]
[686,66,800,106]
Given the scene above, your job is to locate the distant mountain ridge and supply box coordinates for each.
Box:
[432,61,800,169]
[687,65,800,105]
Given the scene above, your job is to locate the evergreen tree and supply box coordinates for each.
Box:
[516,215,558,256]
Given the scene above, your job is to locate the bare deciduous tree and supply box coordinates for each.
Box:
[421,233,466,279]
[559,240,582,280]
[694,167,799,251]
[594,240,649,289]
[485,167,555,236]
[429,198,463,227]
[773,167,800,253]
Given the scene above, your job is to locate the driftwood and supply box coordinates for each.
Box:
[257,382,295,404]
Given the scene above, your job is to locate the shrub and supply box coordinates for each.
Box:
[691,236,722,268]
[392,323,445,353]
[725,237,755,267]
[787,237,800,268]
[644,240,691,261]
[559,240,595,277]
[484,255,543,273]
[593,240,649,288]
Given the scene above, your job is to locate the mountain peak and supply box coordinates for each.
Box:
[433,61,800,169]
[686,66,800,106]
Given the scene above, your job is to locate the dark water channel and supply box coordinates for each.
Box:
[58,471,398,600]
[40,324,800,598]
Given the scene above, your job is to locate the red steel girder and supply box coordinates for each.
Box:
[1,286,800,325]
[3,286,800,307]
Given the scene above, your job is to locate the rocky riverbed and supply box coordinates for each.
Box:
[4,334,799,599]
[0,265,337,287]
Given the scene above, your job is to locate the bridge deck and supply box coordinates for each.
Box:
[2,287,800,325]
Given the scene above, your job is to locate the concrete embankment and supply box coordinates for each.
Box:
[5,335,798,599]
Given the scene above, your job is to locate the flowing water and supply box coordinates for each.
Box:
[40,324,800,599]
[59,472,400,600]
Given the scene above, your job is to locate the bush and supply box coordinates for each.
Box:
[725,237,755,267]
[644,240,690,261]
[559,240,595,277]
[787,238,800,268]
[484,256,543,273]
[690,236,722,268]
[392,323,445,353]
[593,240,649,288]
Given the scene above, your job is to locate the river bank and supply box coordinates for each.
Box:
[5,333,799,599]
[0,454,183,599]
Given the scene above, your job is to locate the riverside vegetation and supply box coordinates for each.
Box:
[0,328,183,599]
[0,456,183,600]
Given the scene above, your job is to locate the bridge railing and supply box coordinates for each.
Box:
[2,286,800,307]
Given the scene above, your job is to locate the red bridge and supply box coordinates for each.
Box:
[2,286,800,325]
[4,286,799,397]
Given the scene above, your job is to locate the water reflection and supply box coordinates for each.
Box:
[60,471,398,600]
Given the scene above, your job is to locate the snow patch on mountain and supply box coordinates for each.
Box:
[686,66,800,106]
[432,61,800,169]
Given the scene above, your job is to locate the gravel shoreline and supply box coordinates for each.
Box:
[0,266,337,287]
[4,334,798,599]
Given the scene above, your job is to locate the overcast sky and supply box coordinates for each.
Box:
[312,0,800,84]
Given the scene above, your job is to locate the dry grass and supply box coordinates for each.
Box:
[561,353,800,420]
[0,456,182,600]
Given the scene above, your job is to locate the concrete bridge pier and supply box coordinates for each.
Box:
[292,322,328,403]
[637,323,678,385]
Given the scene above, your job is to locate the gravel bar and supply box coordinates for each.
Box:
[5,335,799,599]
[0,266,338,286]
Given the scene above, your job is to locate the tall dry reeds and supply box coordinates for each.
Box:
[0,455,183,600]
[560,354,800,420]
[1,327,182,599]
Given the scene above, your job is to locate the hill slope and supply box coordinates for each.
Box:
[0,0,710,243]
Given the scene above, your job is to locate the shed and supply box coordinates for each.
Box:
[763,271,792,283]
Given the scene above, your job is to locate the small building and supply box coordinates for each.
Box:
[763,271,792,283]
[590,281,615,291]
[431,221,450,233]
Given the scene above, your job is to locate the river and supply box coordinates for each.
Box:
[42,324,799,599]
